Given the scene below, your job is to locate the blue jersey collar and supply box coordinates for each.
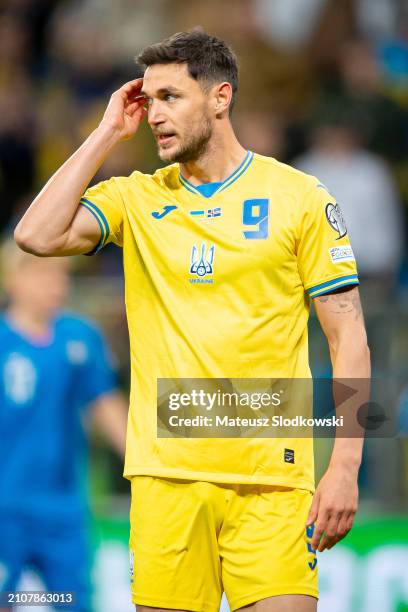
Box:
[179,150,254,198]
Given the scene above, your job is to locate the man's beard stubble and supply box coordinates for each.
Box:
[158,116,213,164]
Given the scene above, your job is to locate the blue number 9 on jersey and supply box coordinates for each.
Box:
[242,199,269,239]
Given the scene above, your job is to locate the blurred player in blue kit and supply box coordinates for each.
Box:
[0,240,128,612]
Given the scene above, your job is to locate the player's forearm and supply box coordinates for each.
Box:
[328,329,371,379]
[14,124,120,253]
[92,392,128,458]
[329,331,370,470]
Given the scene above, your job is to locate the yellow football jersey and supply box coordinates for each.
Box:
[80,151,359,491]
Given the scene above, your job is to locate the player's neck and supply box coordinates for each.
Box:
[179,128,247,185]
[6,304,53,339]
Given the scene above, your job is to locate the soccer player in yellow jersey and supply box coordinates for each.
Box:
[15,30,370,612]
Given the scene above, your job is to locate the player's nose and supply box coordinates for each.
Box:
[147,100,166,126]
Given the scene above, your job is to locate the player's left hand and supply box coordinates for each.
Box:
[306,464,359,552]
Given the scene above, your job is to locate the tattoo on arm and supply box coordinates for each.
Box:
[316,288,363,320]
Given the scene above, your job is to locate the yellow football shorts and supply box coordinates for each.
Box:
[129,477,318,611]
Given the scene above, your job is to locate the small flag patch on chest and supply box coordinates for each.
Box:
[189,208,222,218]
[207,207,222,218]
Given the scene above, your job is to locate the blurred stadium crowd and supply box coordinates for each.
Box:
[0,0,407,509]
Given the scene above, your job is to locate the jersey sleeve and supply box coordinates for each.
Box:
[80,177,124,252]
[80,325,118,406]
[297,181,359,298]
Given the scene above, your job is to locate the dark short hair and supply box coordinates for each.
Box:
[136,30,238,113]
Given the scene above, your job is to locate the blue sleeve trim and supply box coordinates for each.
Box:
[79,198,110,255]
[307,274,359,298]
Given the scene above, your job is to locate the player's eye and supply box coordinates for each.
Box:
[164,94,177,102]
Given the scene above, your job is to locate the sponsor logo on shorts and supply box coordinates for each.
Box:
[329,245,355,263]
[284,448,295,463]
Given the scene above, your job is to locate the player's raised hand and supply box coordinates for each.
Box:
[99,78,147,141]
[306,463,359,552]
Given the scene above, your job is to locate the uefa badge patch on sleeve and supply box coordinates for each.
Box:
[325,203,347,239]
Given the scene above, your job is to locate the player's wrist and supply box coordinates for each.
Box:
[329,452,362,474]
[94,121,123,146]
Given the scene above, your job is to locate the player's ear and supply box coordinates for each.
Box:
[213,82,232,117]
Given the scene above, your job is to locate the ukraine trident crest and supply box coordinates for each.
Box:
[190,243,215,277]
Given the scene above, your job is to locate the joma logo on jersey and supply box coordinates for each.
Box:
[189,244,215,283]
[151,205,177,219]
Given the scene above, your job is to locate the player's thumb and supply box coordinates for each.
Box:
[306,491,320,526]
